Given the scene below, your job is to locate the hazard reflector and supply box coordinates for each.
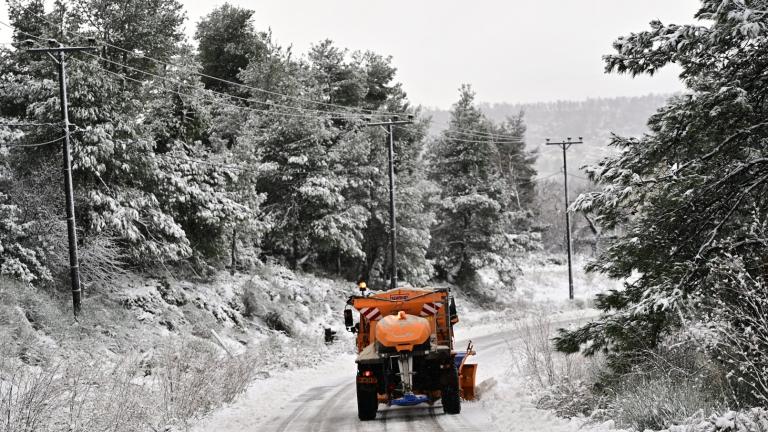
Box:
[360,307,382,321]
[419,302,444,317]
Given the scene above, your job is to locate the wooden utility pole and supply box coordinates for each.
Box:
[26,39,97,318]
[546,137,583,300]
[365,116,414,290]
[230,228,237,276]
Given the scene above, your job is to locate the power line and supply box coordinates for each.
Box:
[440,135,524,145]
[1,134,65,148]
[154,136,314,173]
[5,24,299,120]
[4,1,411,118]
[446,128,523,140]
[2,22,400,121]
[0,121,59,127]
[68,56,363,121]
[567,173,592,181]
[76,52,362,120]
[9,23,391,122]
[77,51,375,119]
[530,172,562,183]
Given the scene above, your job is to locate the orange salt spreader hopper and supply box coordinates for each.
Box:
[375,310,432,352]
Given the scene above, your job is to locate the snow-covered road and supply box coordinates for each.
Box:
[194,315,595,432]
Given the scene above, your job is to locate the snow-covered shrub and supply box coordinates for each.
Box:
[669,409,768,432]
[536,380,603,419]
[264,311,292,335]
[0,357,66,432]
[515,314,607,418]
[155,337,259,426]
[607,334,729,431]
[0,195,51,284]
[612,375,714,432]
[517,314,600,389]
[40,230,129,291]
[697,259,768,406]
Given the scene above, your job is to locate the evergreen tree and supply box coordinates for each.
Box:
[235,37,434,284]
[195,3,267,94]
[555,1,768,380]
[428,85,538,290]
[0,0,252,279]
[72,0,185,76]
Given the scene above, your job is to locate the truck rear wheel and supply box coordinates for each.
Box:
[441,368,461,415]
[356,383,378,421]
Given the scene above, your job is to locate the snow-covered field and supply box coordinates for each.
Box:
[191,254,625,432]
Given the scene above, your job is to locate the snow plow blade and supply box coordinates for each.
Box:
[455,341,477,401]
[459,363,477,400]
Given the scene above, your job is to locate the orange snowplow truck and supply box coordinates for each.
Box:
[344,285,477,421]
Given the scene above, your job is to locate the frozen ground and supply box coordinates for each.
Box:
[192,254,624,432]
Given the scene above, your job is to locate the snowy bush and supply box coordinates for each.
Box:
[0,195,51,284]
[155,338,260,427]
[604,333,730,431]
[694,257,768,405]
[515,313,607,418]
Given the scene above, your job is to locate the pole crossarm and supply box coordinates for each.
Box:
[546,137,584,148]
[365,120,414,127]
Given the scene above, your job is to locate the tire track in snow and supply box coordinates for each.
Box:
[275,385,334,432]
[379,405,389,432]
[379,405,443,432]
[427,405,446,432]
[311,381,355,432]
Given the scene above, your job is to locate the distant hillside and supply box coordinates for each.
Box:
[424,94,672,176]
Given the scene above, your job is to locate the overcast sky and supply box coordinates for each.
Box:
[0,0,701,108]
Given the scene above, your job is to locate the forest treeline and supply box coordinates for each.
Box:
[0,0,539,292]
[426,94,670,175]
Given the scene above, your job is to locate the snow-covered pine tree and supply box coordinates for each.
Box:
[428,85,538,292]
[555,1,768,386]
[0,146,51,283]
[235,37,435,284]
[194,3,268,95]
[0,0,254,281]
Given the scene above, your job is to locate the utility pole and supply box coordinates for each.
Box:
[365,116,414,290]
[546,137,583,300]
[25,39,97,318]
[230,228,237,276]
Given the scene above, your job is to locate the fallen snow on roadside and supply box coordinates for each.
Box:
[192,349,357,432]
[469,329,618,432]
[451,254,623,432]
